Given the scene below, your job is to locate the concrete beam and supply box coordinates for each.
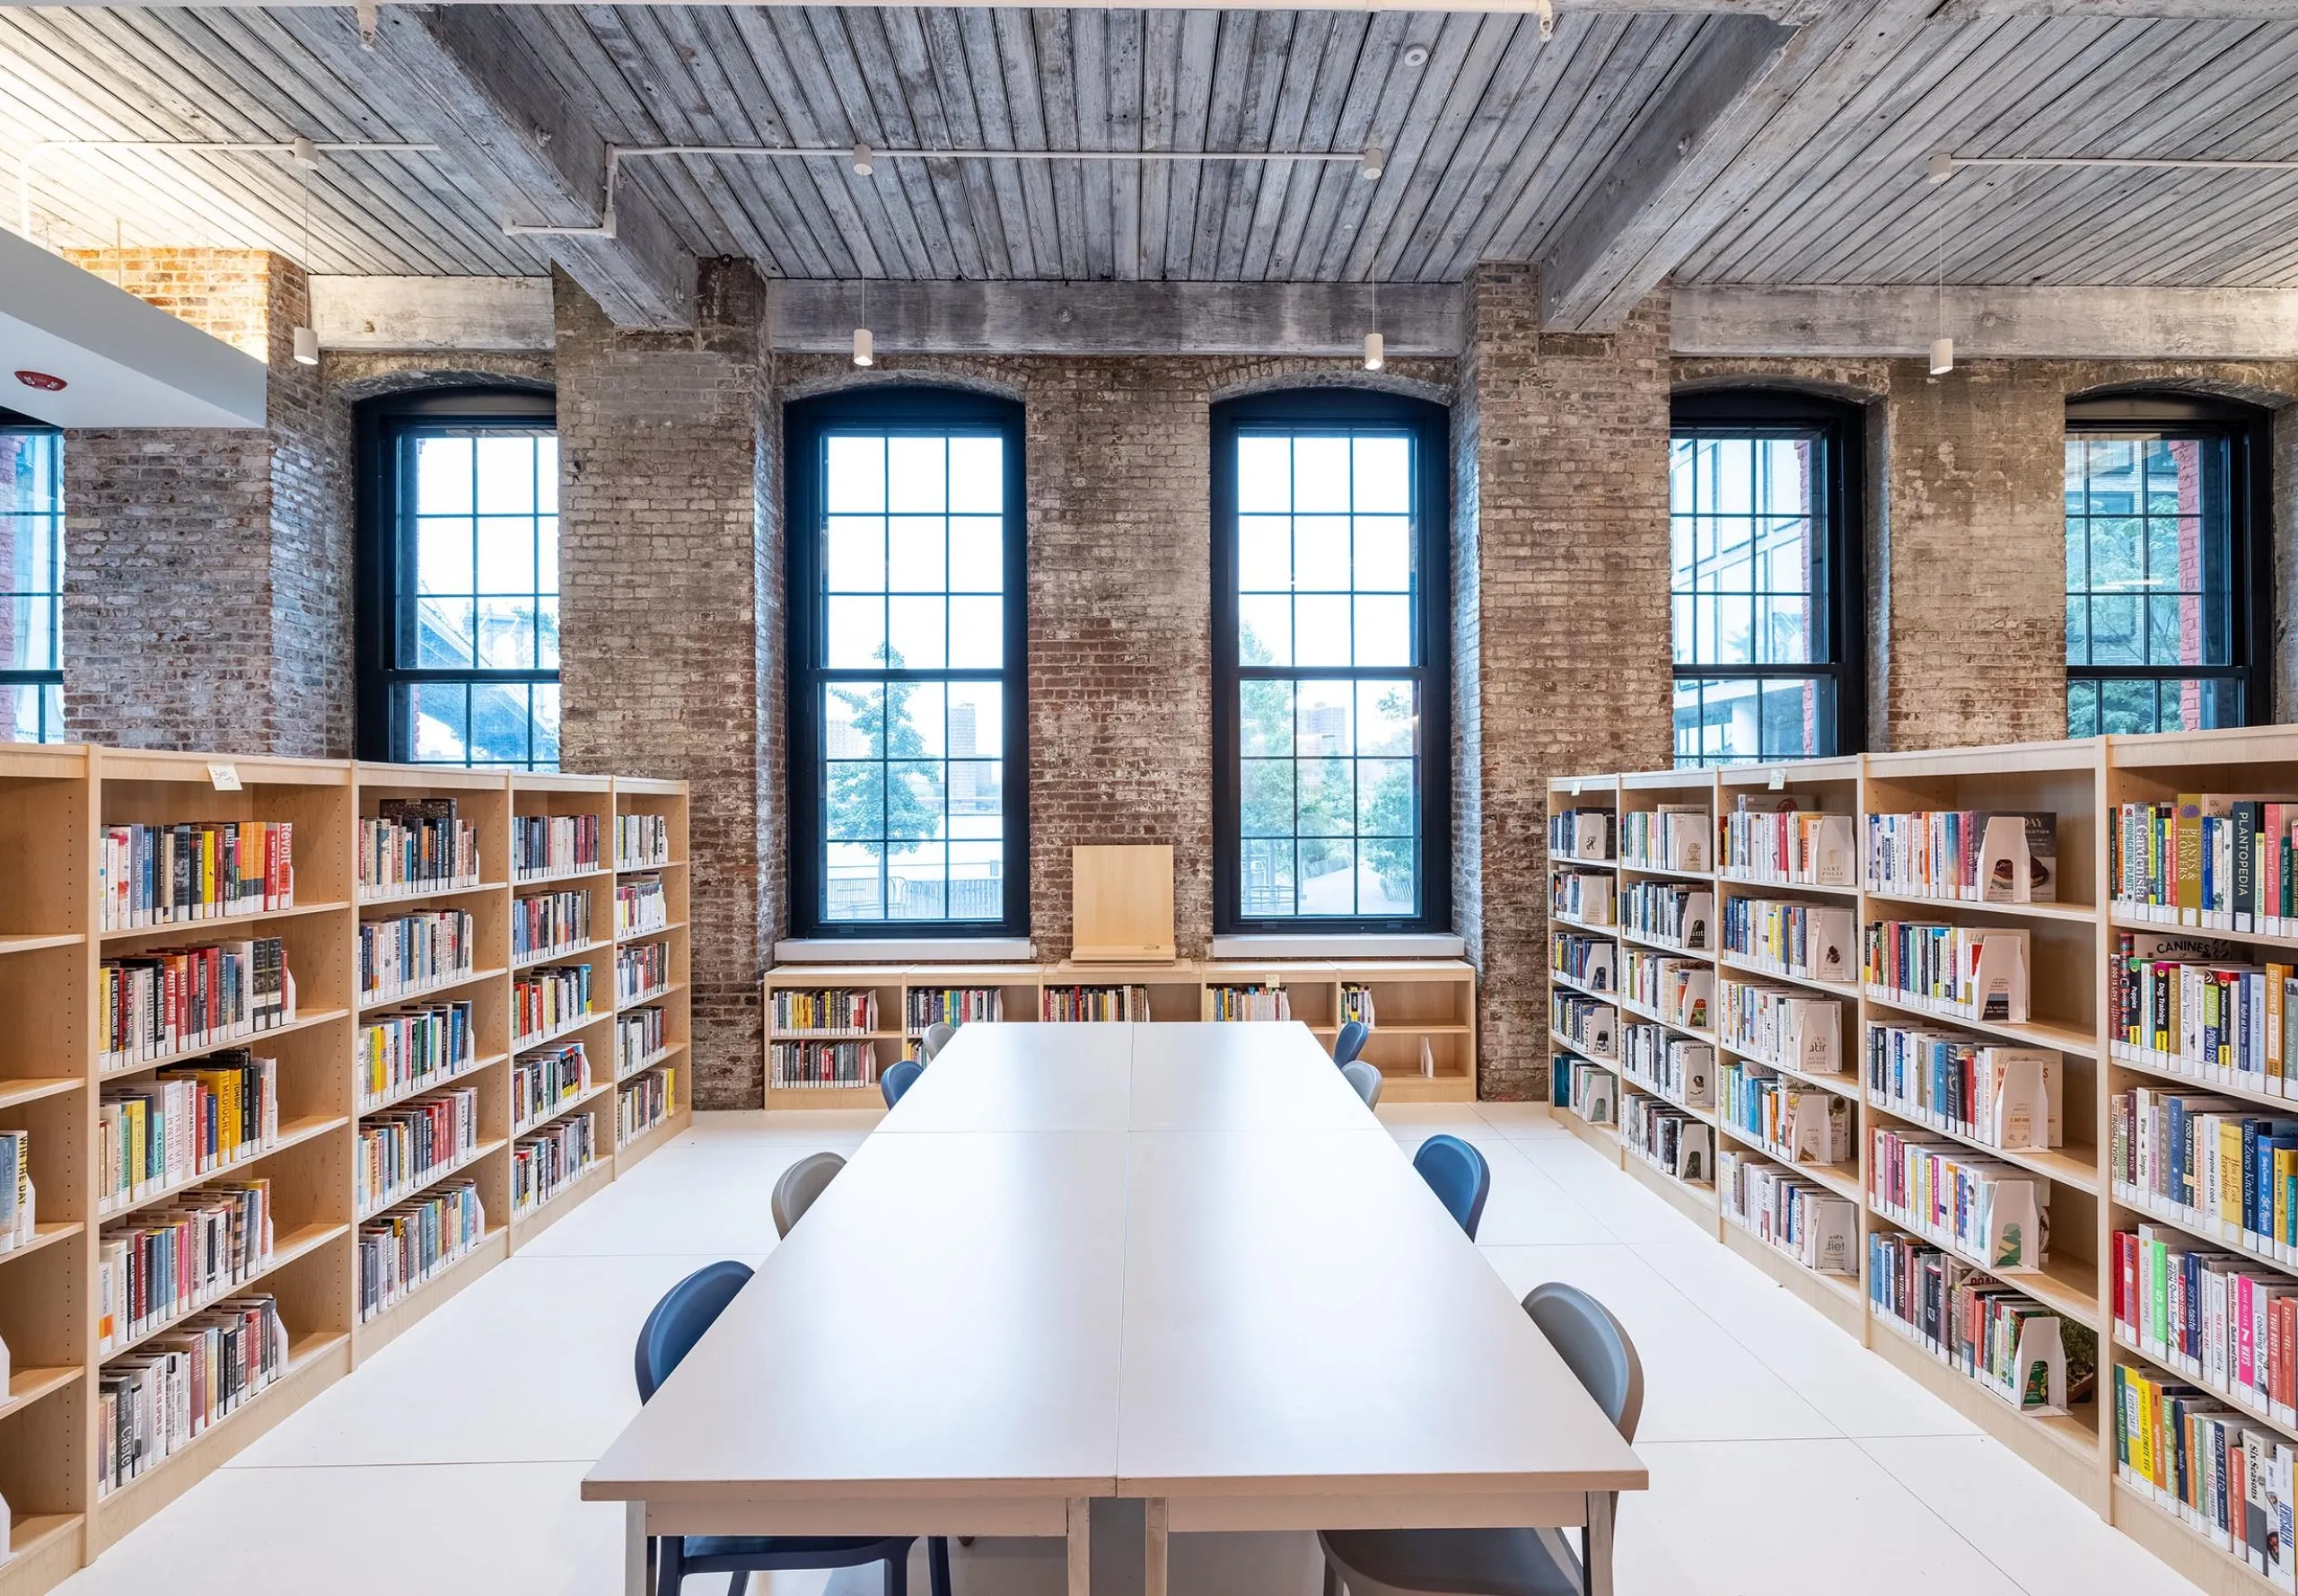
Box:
[275,7,693,330]
[95,0,1815,15]
[311,275,555,350]
[1672,283,2298,359]
[764,278,1464,356]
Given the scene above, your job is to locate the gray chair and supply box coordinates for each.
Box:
[770,1151,846,1239]
[1341,1059,1383,1109]
[920,1022,956,1062]
[1317,1284,1643,1596]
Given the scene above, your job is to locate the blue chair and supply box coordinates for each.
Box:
[1413,1134,1490,1240]
[1316,1284,1643,1596]
[1332,1020,1371,1066]
[634,1262,951,1596]
[881,1057,924,1109]
[1341,1060,1383,1109]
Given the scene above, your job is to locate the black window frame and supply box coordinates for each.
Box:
[2065,391,2273,734]
[0,405,65,743]
[1669,388,1867,767]
[355,386,561,767]
[1211,388,1453,936]
[785,384,1031,941]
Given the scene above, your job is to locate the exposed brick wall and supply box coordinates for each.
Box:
[554,265,776,1109]
[1460,265,1675,1100]
[61,250,351,757]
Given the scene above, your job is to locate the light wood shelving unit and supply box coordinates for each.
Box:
[0,749,689,1596]
[1547,728,2298,1594]
[762,958,1477,1106]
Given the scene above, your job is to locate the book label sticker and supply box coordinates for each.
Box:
[207,761,242,792]
[1769,768,1785,791]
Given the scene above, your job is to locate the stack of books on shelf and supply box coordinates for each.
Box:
[1864,809,2059,904]
[1619,880,1712,950]
[356,1086,481,1218]
[1551,1055,1616,1126]
[1620,1023,1713,1111]
[512,1117,596,1216]
[0,1127,32,1250]
[513,965,593,1046]
[1552,991,1618,1058]
[97,1293,288,1497]
[909,987,1000,1030]
[1205,985,1290,1022]
[618,1067,674,1142]
[1718,1058,1851,1167]
[357,1180,484,1322]
[2114,930,2298,1094]
[616,812,671,870]
[1719,794,1855,887]
[1623,948,1709,1031]
[358,801,478,899]
[99,819,294,928]
[1340,984,1376,1025]
[96,1179,273,1353]
[1723,1148,1855,1276]
[2114,1361,2298,1587]
[1548,806,1615,863]
[2113,794,2298,933]
[97,1054,279,1214]
[1551,869,1616,927]
[2111,1087,2298,1262]
[1622,1092,1712,1185]
[1871,1230,2089,1413]
[1716,979,1846,1076]
[356,1001,475,1110]
[1865,1020,2061,1149]
[1619,805,1709,873]
[1720,896,1855,984]
[614,876,668,937]
[770,1040,875,1088]
[513,890,591,959]
[1551,931,1616,990]
[1869,1125,2049,1272]
[617,1007,671,1078]
[513,813,600,879]
[2118,1223,2298,1430]
[1041,985,1150,1022]
[772,987,876,1033]
[1864,920,2031,1026]
[617,943,672,1004]
[100,937,294,1070]
[512,1042,591,1132]
[359,909,475,1000]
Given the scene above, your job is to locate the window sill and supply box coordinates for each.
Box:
[773,937,1037,964]
[1210,933,1465,960]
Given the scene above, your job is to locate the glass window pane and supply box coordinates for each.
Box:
[1294,517,1349,592]
[948,761,1002,835]
[825,596,888,669]
[1238,595,1291,666]
[469,680,531,765]
[950,840,1003,916]
[947,680,1002,759]
[473,435,537,514]
[1241,760,1293,837]
[416,599,477,668]
[1759,678,1822,761]
[408,681,467,762]
[948,596,1004,669]
[1353,595,1412,667]
[826,682,884,759]
[1356,681,1415,756]
[948,518,1003,592]
[827,517,887,592]
[1240,680,1293,759]
[415,437,473,515]
[1710,594,1754,665]
[888,517,947,592]
[826,436,885,513]
[1297,757,1352,836]
[1294,437,1351,513]
[536,438,559,515]
[2089,595,2141,665]
[477,598,536,669]
[948,438,1003,513]
[887,437,947,513]
[1298,837,1355,914]
[1354,517,1411,592]
[888,842,947,918]
[417,518,473,594]
[475,517,535,594]
[4,595,51,672]
[1238,516,1291,592]
[1757,593,1810,666]
[886,760,947,839]
[1294,595,1351,666]
[534,597,561,672]
[2100,677,2155,735]
[2067,680,2099,738]
[826,763,884,839]
[1357,759,1414,837]
[1295,680,1354,756]
[2066,596,2087,666]
[1353,436,1409,514]
[888,595,948,670]
[1241,837,1294,916]
[825,842,883,920]
[1361,837,1416,917]
[1237,437,1292,513]
[883,680,940,760]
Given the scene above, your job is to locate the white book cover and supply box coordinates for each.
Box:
[1681,890,1715,950]
[1813,813,1857,887]
[1983,1178,2041,1270]
[1987,1050,2055,1151]
[1972,932,2030,1024]
[1811,906,1856,983]
[1787,999,1844,1075]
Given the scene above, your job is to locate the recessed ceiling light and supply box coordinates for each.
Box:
[1403,45,1428,67]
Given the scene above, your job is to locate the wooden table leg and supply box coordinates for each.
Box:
[1583,1491,1614,1596]
[625,1502,649,1596]
[1145,1499,1169,1596]
[1067,1497,1092,1596]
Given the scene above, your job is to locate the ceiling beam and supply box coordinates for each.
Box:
[1938,0,2298,16]
[765,279,1463,356]
[311,275,556,351]
[1538,0,1940,333]
[1674,283,2298,359]
[83,0,1815,14]
[274,7,695,329]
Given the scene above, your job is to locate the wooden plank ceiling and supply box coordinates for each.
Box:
[1,5,2295,287]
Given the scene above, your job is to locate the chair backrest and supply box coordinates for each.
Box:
[1332,1020,1371,1066]
[921,1022,956,1061]
[1412,1133,1490,1239]
[634,1258,755,1402]
[770,1151,846,1238]
[1522,1282,1644,1443]
[1340,1059,1383,1109]
[881,1058,925,1109]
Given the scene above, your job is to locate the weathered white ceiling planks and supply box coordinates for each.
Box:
[3,4,2297,291]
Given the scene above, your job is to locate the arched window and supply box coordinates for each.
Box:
[1669,389,1865,767]
[0,407,64,741]
[784,385,1030,937]
[2065,392,2272,735]
[1211,389,1452,933]
[355,388,560,767]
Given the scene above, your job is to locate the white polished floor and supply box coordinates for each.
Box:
[57,1101,2200,1596]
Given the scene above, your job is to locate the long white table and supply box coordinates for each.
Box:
[583,1022,1646,1596]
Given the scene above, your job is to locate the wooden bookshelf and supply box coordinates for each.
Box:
[1545,729,2298,1591]
[761,958,1478,1105]
[0,749,688,1596]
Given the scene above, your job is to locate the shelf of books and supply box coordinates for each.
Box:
[760,959,1478,1106]
[1543,728,2298,1592]
[0,748,688,1596]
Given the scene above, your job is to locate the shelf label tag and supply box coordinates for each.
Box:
[207,761,242,792]
[1768,768,1785,791]
[1570,780,1583,796]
